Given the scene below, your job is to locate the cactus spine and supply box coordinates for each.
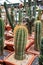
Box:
[0,18,4,55]
[14,25,28,60]
[4,2,14,31]
[39,37,43,65]
[34,20,41,51]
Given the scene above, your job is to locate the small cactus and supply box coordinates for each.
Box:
[0,18,5,55]
[39,37,43,65]
[34,20,41,51]
[14,25,28,60]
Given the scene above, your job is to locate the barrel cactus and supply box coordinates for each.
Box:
[14,25,28,60]
[39,37,43,65]
[34,20,41,51]
[0,18,5,55]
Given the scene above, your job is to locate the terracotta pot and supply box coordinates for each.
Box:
[5,25,11,31]
[27,44,40,55]
[0,50,13,64]
[26,39,34,51]
[4,39,34,52]
[4,52,37,65]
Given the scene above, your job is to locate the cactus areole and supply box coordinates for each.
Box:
[14,25,28,60]
[34,20,41,51]
[0,18,4,55]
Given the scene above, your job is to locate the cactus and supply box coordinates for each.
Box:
[25,16,35,35]
[11,6,14,24]
[4,2,14,31]
[39,37,43,65]
[0,8,2,17]
[14,25,28,60]
[34,20,41,51]
[0,18,5,55]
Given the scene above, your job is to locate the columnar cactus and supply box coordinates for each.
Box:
[11,6,14,24]
[25,16,35,34]
[0,18,4,55]
[39,37,43,65]
[14,25,28,60]
[4,2,14,31]
[34,20,41,51]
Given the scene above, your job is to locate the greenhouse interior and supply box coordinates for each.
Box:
[0,0,43,65]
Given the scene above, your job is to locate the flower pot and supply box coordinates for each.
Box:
[4,38,34,52]
[5,25,11,31]
[0,49,13,64]
[4,52,37,65]
[27,45,40,55]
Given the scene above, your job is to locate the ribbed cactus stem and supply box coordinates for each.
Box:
[0,8,2,17]
[24,0,26,9]
[39,37,43,65]
[34,20,41,51]
[4,2,14,30]
[28,0,31,18]
[11,6,14,24]
[14,25,28,60]
[33,0,36,17]
[0,18,4,55]
[19,9,22,24]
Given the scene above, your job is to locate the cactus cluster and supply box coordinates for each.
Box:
[39,37,43,65]
[14,25,28,60]
[34,20,41,51]
[0,18,5,55]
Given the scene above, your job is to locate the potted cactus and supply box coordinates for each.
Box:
[34,20,41,51]
[14,25,28,60]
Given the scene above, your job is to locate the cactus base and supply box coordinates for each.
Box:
[15,54,25,60]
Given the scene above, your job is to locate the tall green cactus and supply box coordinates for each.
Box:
[34,20,41,51]
[4,2,14,31]
[0,18,4,55]
[25,16,35,35]
[14,25,28,60]
[39,37,43,65]
[11,6,14,24]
